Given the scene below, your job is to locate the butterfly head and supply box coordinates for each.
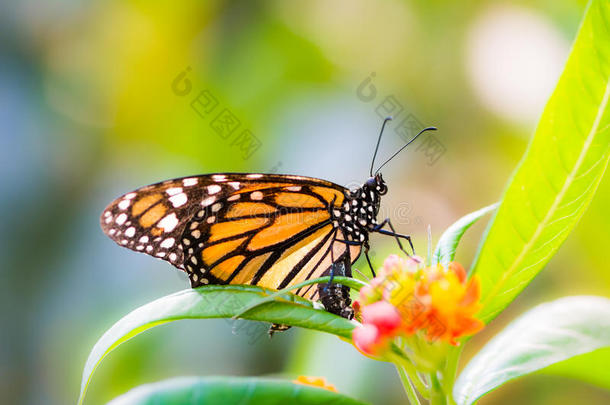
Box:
[365,172,388,196]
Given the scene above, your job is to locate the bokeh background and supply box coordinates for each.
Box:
[1,0,609,404]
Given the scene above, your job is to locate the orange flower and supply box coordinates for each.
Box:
[293,376,338,392]
[352,255,484,353]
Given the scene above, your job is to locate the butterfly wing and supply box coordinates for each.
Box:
[181,183,362,301]
[101,173,361,301]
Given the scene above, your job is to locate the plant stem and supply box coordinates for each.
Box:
[441,347,461,405]
[387,345,429,397]
[396,365,422,405]
[429,372,446,405]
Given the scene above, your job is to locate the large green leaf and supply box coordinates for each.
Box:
[540,347,610,390]
[78,283,356,405]
[432,203,497,268]
[453,296,610,405]
[471,0,610,323]
[107,376,368,405]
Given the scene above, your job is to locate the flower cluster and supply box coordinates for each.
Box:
[352,255,484,356]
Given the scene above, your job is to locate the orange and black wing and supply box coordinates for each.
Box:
[100,173,362,301]
[182,183,362,301]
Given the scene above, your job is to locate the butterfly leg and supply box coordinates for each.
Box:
[364,249,376,278]
[372,218,415,255]
[336,237,376,277]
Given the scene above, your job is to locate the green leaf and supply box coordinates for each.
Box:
[540,347,610,390]
[107,376,369,405]
[78,284,355,405]
[432,203,498,267]
[471,0,610,323]
[453,296,610,405]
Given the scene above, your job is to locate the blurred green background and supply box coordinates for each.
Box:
[2,0,609,404]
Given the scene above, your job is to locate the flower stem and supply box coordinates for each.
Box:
[387,345,429,397]
[396,365,421,405]
[441,347,461,405]
[429,372,446,405]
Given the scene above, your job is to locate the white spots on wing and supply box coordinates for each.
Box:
[359,219,367,226]
[121,239,128,245]
[104,211,111,217]
[183,178,198,187]
[196,210,205,217]
[191,256,198,264]
[115,213,128,225]
[108,229,116,235]
[136,245,144,250]
[156,251,166,258]
[192,274,198,282]
[125,227,136,237]
[207,185,221,195]
[206,216,216,224]
[191,230,201,239]
[166,187,183,196]
[160,238,175,248]
[227,194,240,201]
[286,186,301,192]
[189,221,199,230]
[333,209,341,217]
[250,191,263,201]
[169,253,178,262]
[201,278,209,284]
[139,236,149,243]
[146,246,153,252]
[124,192,137,200]
[158,213,178,232]
[201,196,216,206]
[247,174,263,179]
[183,238,191,246]
[228,182,240,190]
[212,174,227,181]
[169,193,188,208]
[345,214,352,222]
[104,216,113,224]
[118,199,131,210]
[211,203,222,213]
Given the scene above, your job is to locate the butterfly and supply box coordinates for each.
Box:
[100,119,436,326]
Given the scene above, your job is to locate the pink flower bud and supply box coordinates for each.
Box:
[353,323,382,355]
[382,254,402,273]
[362,301,402,335]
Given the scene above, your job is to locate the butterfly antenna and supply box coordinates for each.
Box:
[370,117,393,176]
[374,127,437,174]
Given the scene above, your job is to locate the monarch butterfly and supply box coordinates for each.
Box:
[100,118,436,329]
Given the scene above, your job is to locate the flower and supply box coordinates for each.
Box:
[353,323,384,355]
[293,375,338,392]
[352,255,484,357]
